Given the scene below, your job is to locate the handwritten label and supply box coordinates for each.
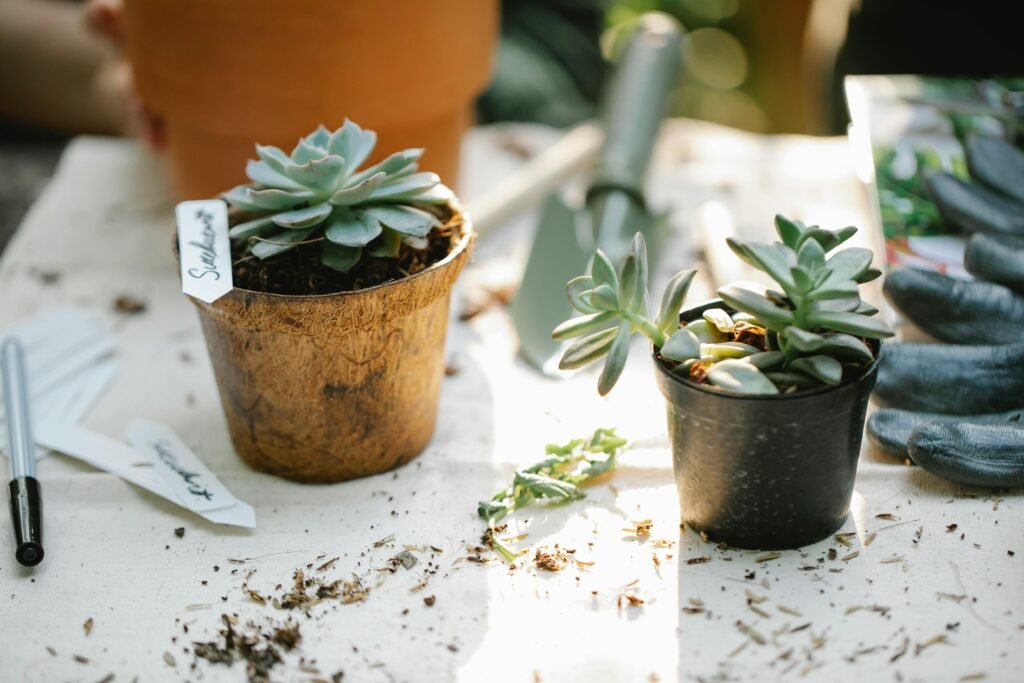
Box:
[125,419,235,512]
[176,199,232,304]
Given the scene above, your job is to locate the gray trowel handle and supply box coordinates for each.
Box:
[590,13,682,201]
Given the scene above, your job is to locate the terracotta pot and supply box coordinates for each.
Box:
[122,0,497,198]
[190,206,473,483]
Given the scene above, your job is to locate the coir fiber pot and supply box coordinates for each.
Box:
[122,0,497,198]
[190,205,473,484]
[653,300,879,549]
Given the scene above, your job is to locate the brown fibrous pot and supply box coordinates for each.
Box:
[191,205,473,483]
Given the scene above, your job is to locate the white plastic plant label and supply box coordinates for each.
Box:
[125,419,236,513]
[176,199,232,303]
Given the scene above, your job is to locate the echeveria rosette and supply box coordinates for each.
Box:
[715,214,895,391]
[222,119,454,272]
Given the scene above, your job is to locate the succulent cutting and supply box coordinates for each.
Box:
[222,119,454,272]
[553,215,895,395]
[477,428,628,561]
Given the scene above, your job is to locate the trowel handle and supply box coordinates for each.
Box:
[590,12,682,199]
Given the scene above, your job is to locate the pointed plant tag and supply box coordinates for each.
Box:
[176,199,233,304]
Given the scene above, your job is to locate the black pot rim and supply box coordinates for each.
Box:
[651,298,881,402]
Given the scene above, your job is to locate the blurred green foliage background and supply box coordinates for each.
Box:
[479,0,826,134]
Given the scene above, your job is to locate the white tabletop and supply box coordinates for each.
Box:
[0,123,1020,683]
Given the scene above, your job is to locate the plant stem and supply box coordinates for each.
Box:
[622,310,666,347]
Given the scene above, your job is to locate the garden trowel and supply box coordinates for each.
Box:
[510,12,682,373]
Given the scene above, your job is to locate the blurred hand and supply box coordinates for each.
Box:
[84,0,165,149]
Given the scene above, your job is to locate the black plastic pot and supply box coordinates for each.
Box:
[653,300,879,550]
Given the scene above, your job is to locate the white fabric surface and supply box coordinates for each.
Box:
[0,125,1020,683]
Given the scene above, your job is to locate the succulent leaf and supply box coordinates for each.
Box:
[806,310,895,339]
[552,311,617,341]
[790,266,813,293]
[797,236,826,272]
[824,248,873,283]
[368,228,403,258]
[598,323,631,396]
[369,172,440,202]
[627,232,649,311]
[660,328,700,362]
[684,319,728,343]
[321,242,362,272]
[272,202,333,229]
[591,250,618,290]
[559,327,619,370]
[718,284,795,331]
[250,227,317,259]
[856,300,880,316]
[706,360,779,395]
[290,138,326,164]
[744,350,786,371]
[700,341,759,359]
[305,124,331,149]
[789,354,843,385]
[589,284,619,312]
[255,144,292,174]
[810,295,861,313]
[327,119,377,174]
[810,279,859,301]
[796,228,840,253]
[703,308,734,333]
[362,205,439,237]
[350,148,424,184]
[833,225,858,246]
[656,269,696,333]
[228,215,277,241]
[407,183,455,205]
[284,155,346,192]
[566,276,597,313]
[330,172,387,206]
[731,239,797,291]
[325,211,382,247]
[246,188,316,210]
[245,159,306,190]
[774,214,804,249]
[856,268,883,284]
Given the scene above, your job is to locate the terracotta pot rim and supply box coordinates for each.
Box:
[219,199,474,304]
[652,298,881,402]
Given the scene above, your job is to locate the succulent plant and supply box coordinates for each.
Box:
[222,119,454,272]
[552,232,697,395]
[552,215,896,396]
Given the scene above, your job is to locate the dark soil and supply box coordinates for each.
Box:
[230,204,462,296]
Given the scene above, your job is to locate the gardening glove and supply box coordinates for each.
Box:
[868,134,1024,487]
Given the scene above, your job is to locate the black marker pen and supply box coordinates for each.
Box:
[3,338,43,567]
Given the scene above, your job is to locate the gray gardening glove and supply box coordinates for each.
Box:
[868,134,1024,487]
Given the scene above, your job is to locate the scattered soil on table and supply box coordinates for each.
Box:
[534,546,568,572]
[230,205,462,296]
[193,613,300,683]
[113,295,147,314]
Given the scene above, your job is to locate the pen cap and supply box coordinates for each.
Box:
[9,477,43,566]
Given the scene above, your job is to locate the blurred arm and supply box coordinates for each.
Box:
[0,0,128,134]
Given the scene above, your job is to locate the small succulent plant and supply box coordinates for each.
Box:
[222,119,453,272]
[553,215,895,395]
